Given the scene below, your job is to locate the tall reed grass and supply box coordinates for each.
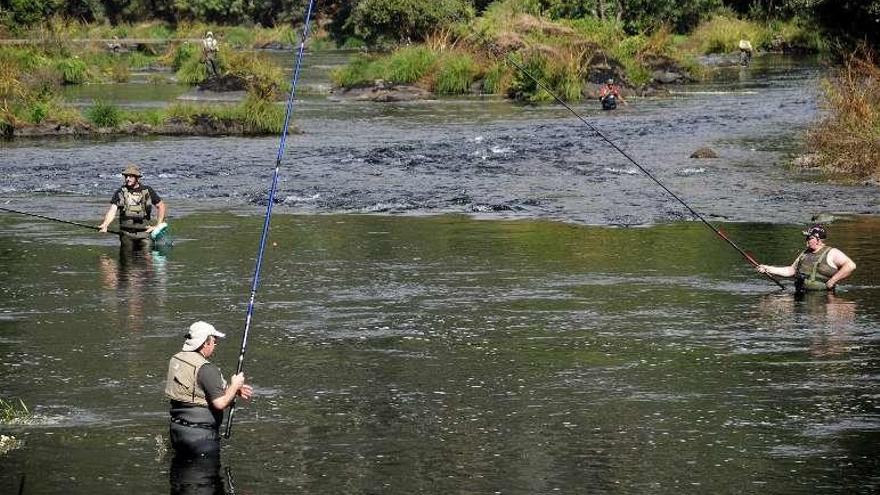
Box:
[331,55,381,87]
[56,57,89,84]
[85,99,122,127]
[0,397,31,423]
[434,52,479,94]
[806,47,880,179]
[386,46,437,84]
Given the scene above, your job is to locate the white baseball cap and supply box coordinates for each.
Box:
[182,321,226,351]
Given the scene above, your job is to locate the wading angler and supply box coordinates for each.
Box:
[165,321,253,457]
[98,164,167,249]
[757,225,857,293]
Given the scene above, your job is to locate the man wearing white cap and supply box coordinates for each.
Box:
[165,321,253,456]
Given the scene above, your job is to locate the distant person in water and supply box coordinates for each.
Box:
[739,39,753,66]
[202,31,219,77]
[756,225,856,293]
[98,164,166,250]
[599,78,626,110]
[165,321,253,457]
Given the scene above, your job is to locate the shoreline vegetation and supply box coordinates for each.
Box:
[0,11,820,138]
[0,20,299,139]
[805,47,880,183]
[331,5,820,103]
[0,0,876,181]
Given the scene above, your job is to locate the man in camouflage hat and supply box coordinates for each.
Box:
[757,224,856,293]
[98,163,167,249]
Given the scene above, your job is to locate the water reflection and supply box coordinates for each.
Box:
[169,454,228,495]
[759,291,857,357]
[98,245,168,332]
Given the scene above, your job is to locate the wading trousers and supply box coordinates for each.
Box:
[169,421,221,457]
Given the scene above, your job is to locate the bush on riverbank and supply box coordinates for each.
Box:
[805,48,880,181]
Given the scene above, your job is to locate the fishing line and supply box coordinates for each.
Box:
[0,205,122,235]
[223,0,317,439]
[473,34,784,290]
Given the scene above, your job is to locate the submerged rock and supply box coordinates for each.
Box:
[0,434,23,456]
[690,147,719,159]
[811,212,836,224]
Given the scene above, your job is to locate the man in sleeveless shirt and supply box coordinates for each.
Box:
[756,225,856,293]
[165,321,253,456]
[98,164,167,250]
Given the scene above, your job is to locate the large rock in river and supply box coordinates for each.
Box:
[334,81,432,102]
[690,147,719,158]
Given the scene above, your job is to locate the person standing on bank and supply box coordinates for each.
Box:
[165,321,253,456]
[98,164,166,249]
[756,225,856,293]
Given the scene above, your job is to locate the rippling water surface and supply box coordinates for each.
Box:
[1,53,880,494]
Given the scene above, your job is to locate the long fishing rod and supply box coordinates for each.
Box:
[0,205,123,235]
[223,0,316,439]
[474,35,785,290]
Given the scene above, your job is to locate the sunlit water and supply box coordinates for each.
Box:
[4,53,878,225]
[2,52,880,494]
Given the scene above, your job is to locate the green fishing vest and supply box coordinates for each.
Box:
[119,187,151,230]
[165,351,209,406]
[795,246,836,291]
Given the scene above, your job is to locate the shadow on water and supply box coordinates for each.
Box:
[170,454,226,495]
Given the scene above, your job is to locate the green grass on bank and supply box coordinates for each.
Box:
[332,11,681,100]
[2,17,302,49]
[331,3,824,101]
[0,29,290,136]
[3,95,287,135]
[0,397,31,424]
[682,13,823,55]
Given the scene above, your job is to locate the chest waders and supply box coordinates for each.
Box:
[795,246,835,293]
[166,352,222,456]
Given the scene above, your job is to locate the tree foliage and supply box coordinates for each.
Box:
[344,0,474,45]
[1,0,879,51]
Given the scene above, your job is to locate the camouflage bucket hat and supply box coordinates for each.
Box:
[121,164,142,177]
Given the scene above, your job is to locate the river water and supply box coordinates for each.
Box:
[1,52,880,494]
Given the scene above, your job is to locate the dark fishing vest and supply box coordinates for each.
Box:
[165,351,209,406]
[795,245,836,291]
[118,187,152,231]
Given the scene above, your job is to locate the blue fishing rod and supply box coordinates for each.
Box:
[223,0,317,439]
[473,33,785,290]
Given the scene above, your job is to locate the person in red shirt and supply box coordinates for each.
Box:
[599,78,627,110]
